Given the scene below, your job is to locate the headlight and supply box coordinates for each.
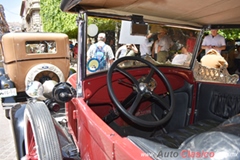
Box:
[25,81,44,98]
[42,80,58,99]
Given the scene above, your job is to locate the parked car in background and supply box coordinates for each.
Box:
[0,32,70,118]
[4,0,240,160]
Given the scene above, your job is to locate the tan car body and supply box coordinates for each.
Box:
[1,32,70,92]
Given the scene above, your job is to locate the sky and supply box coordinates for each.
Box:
[1,0,22,23]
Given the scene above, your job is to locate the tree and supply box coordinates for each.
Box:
[205,29,240,40]
[40,0,117,39]
[88,17,118,32]
[219,29,240,40]
[40,0,78,38]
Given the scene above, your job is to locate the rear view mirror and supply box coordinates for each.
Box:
[131,15,148,36]
[131,23,149,36]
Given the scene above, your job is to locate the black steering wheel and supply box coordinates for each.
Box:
[107,56,175,128]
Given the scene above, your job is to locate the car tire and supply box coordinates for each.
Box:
[23,101,62,160]
[25,63,65,86]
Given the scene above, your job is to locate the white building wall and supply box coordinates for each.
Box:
[24,0,42,32]
[0,4,9,34]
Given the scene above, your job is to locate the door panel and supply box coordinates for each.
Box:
[195,82,240,122]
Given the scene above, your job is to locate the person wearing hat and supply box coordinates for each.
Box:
[172,45,192,66]
[115,44,138,59]
[87,33,114,70]
[155,27,173,63]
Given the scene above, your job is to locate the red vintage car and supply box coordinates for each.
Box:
[7,0,240,160]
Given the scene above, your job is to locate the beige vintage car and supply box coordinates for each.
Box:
[0,32,70,115]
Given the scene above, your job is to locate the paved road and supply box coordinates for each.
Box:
[0,108,17,160]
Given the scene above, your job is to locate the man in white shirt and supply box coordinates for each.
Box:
[201,29,226,54]
[140,32,153,58]
[156,28,173,63]
[87,33,114,70]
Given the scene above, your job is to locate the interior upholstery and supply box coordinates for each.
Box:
[128,114,240,160]
[149,119,220,148]
[195,83,240,122]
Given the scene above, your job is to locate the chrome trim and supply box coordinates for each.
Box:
[1,103,20,109]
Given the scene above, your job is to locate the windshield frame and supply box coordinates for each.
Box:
[88,14,203,67]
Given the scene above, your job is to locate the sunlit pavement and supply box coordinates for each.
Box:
[0,105,17,160]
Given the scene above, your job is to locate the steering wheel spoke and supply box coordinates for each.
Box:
[144,69,155,83]
[115,66,139,84]
[151,93,170,111]
[128,93,143,114]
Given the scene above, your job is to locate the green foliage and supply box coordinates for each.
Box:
[40,0,117,38]
[88,17,118,32]
[219,29,240,40]
[40,0,78,38]
[206,29,240,40]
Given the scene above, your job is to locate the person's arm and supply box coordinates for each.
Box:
[201,36,210,50]
[108,59,114,65]
[151,41,156,57]
[201,45,212,50]
[169,37,174,48]
[212,45,226,51]
[115,47,122,59]
[234,50,240,58]
[214,36,227,51]
[131,44,138,53]
[86,45,93,61]
[157,45,162,53]
[107,45,115,65]
[186,39,190,51]
[115,45,125,59]
[202,45,226,51]
[157,39,164,52]
[197,49,203,58]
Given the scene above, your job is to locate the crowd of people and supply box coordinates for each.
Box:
[69,27,240,75]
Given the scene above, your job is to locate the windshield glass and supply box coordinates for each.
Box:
[84,16,201,75]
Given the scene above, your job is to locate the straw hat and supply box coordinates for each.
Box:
[206,49,221,55]
[97,33,106,41]
[159,27,167,33]
[98,33,106,38]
